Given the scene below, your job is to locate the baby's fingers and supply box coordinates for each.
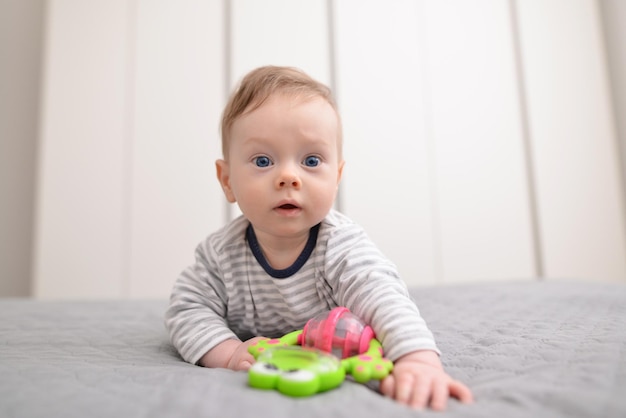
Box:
[383,373,430,410]
[430,381,450,411]
[227,352,255,371]
[395,373,418,406]
[449,379,474,403]
[379,374,395,399]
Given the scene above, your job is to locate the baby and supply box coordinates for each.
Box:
[165,65,473,410]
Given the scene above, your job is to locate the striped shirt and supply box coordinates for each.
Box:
[165,209,439,365]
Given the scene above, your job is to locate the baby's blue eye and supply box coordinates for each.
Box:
[254,156,272,167]
[303,156,321,167]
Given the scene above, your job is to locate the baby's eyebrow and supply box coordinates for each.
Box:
[241,135,267,144]
[239,136,273,150]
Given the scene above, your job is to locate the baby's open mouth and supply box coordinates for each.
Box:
[278,204,299,210]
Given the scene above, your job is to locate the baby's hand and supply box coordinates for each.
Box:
[380,350,473,410]
[200,337,267,371]
[226,338,267,370]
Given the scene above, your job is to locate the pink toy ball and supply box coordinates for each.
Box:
[299,307,375,359]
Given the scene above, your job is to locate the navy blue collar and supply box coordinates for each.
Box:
[246,223,321,279]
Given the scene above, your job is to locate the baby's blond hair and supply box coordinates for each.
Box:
[220,66,342,158]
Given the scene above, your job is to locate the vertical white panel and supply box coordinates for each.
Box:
[230,0,330,90]
[33,0,131,298]
[130,0,226,298]
[599,0,626,235]
[334,0,438,286]
[517,0,626,281]
[0,1,44,297]
[424,0,536,282]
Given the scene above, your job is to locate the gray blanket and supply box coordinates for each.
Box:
[1,281,625,418]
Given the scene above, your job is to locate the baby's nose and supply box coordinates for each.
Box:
[276,167,301,189]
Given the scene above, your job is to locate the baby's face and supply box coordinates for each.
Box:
[218,94,344,241]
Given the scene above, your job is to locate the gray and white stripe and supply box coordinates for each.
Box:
[165,209,439,365]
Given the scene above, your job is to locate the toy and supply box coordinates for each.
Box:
[248,307,393,397]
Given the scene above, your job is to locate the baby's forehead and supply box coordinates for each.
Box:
[247,91,331,112]
[224,91,342,159]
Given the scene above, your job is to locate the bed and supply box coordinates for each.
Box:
[1,280,625,418]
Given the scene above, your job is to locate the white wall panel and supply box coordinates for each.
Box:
[516,0,626,281]
[0,1,43,297]
[334,0,439,286]
[230,0,330,92]
[600,0,626,204]
[337,0,536,285]
[29,0,626,300]
[423,0,536,282]
[599,0,626,204]
[129,0,226,298]
[33,0,132,298]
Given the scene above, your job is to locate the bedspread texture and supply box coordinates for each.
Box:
[1,280,625,418]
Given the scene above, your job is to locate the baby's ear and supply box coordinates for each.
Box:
[337,160,345,185]
[215,159,236,203]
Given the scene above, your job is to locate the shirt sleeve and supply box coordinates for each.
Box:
[164,240,239,365]
[322,222,440,361]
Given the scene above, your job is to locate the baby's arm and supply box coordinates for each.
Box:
[380,350,473,410]
[198,337,266,371]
